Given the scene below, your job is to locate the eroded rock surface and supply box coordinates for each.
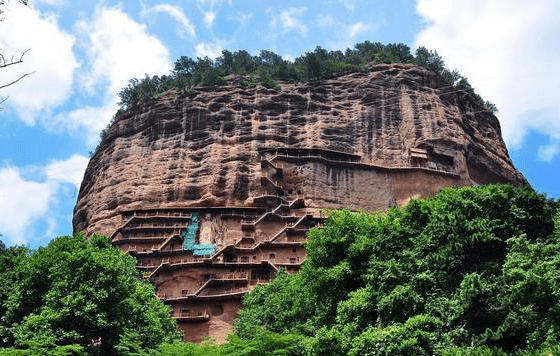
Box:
[73,63,525,342]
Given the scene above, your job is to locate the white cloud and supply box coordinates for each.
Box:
[68,6,172,144]
[277,54,292,64]
[538,142,560,162]
[197,0,232,7]
[35,0,65,5]
[45,154,90,189]
[50,105,118,147]
[348,22,371,39]
[280,7,308,36]
[415,0,560,159]
[0,167,53,245]
[339,0,357,12]
[77,6,172,98]
[317,14,338,30]
[141,3,196,39]
[229,12,252,26]
[315,17,377,51]
[204,11,216,28]
[0,154,88,246]
[1,4,172,144]
[266,7,308,39]
[195,41,223,59]
[0,2,78,123]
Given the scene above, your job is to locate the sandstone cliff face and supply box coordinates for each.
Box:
[73,63,525,342]
[74,63,524,235]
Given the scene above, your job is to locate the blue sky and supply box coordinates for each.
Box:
[0,0,559,248]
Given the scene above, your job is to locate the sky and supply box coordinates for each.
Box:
[0,0,559,248]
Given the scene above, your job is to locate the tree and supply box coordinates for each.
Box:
[216,49,234,75]
[231,50,255,74]
[0,242,29,345]
[235,185,560,355]
[0,233,182,355]
[414,46,445,74]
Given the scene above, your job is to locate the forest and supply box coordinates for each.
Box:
[116,42,496,113]
[1,184,559,355]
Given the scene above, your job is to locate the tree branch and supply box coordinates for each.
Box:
[0,49,33,91]
[0,48,30,69]
[0,70,34,90]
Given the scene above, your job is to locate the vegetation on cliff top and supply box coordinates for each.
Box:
[116,41,496,113]
[3,184,556,355]
[89,42,497,158]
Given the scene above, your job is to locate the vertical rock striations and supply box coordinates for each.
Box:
[73,63,525,342]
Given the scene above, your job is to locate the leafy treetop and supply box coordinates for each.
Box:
[2,184,558,355]
[235,184,560,355]
[116,42,495,114]
[0,234,181,356]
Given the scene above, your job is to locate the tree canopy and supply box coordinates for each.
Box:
[3,185,556,355]
[116,42,495,114]
[235,184,560,355]
[0,234,181,355]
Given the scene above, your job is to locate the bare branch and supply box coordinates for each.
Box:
[0,70,34,90]
[0,48,31,69]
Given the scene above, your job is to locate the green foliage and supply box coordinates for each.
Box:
[0,243,30,348]
[0,234,181,355]
[414,46,445,74]
[139,331,304,356]
[0,343,84,356]
[116,41,494,113]
[234,270,317,338]
[6,184,555,355]
[234,185,559,355]
[347,315,441,356]
[240,73,257,88]
[413,46,497,113]
[221,331,305,356]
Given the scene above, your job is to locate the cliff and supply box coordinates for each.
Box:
[73,63,526,342]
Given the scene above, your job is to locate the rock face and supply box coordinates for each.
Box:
[73,63,525,342]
